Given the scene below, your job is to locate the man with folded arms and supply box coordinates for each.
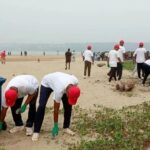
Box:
[32,72,80,141]
[0,75,39,135]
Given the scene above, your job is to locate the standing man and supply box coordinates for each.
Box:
[107,44,121,82]
[65,48,72,70]
[0,75,39,135]
[82,45,94,79]
[133,42,147,79]
[117,40,126,80]
[32,72,80,141]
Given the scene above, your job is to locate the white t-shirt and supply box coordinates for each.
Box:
[118,46,126,62]
[83,49,93,62]
[41,72,78,103]
[2,75,39,108]
[144,59,150,66]
[133,48,147,63]
[108,50,119,67]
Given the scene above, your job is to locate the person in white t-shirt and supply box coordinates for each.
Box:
[32,72,80,141]
[107,44,121,82]
[117,40,126,80]
[82,45,94,78]
[133,42,147,79]
[142,59,150,85]
[0,75,39,135]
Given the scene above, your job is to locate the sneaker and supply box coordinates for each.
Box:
[63,128,75,136]
[9,126,24,133]
[32,133,39,141]
[26,127,33,136]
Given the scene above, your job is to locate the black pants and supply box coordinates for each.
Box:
[34,85,72,133]
[117,63,123,80]
[142,63,150,84]
[109,67,117,82]
[137,63,144,78]
[65,61,71,70]
[84,61,92,77]
[11,89,38,127]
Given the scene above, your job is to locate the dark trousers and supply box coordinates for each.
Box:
[109,67,117,82]
[137,63,144,78]
[84,61,92,77]
[142,63,150,84]
[11,89,38,127]
[117,63,123,80]
[65,61,71,70]
[34,85,72,133]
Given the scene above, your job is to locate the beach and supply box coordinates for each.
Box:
[0,55,150,150]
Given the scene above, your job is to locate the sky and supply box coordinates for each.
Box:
[0,0,150,43]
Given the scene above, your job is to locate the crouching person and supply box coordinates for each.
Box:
[32,72,80,141]
[0,75,39,135]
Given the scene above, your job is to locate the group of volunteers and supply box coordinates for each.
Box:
[107,40,150,85]
[107,40,126,82]
[0,72,80,141]
[0,42,150,142]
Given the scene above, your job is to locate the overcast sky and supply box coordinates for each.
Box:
[0,0,149,43]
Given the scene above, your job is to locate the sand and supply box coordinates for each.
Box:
[0,55,150,150]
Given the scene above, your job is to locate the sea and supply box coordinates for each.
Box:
[0,42,150,55]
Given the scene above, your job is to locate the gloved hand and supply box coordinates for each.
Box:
[16,104,27,114]
[51,122,59,138]
[0,122,3,131]
[20,104,27,113]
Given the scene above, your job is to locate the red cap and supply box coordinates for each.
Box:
[120,40,124,45]
[139,42,144,47]
[114,44,120,50]
[87,45,92,50]
[67,86,80,105]
[5,89,17,107]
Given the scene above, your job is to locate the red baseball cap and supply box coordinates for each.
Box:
[87,45,92,50]
[139,42,144,47]
[67,86,80,105]
[119,40,124,44]
[5,89,17,107]
[114,44,120,50]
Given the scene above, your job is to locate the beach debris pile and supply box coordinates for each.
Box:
[97,63,105,67]
[116,80,135,92]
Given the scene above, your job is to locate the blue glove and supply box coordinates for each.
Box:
[51,123,59,138]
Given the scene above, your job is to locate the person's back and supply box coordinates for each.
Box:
[83,49,93,62]
[65,51,72,62]
[108,49,118,67]
[134,48,146,63]
[133,42,146,79]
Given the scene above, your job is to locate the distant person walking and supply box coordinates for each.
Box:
[107,44,121,82]
[72,50,76,62]
[133,42,147,79]
[117,40,126,80]
[82,45,94,78]
[0,50,6,64]
[65,48,72,70]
